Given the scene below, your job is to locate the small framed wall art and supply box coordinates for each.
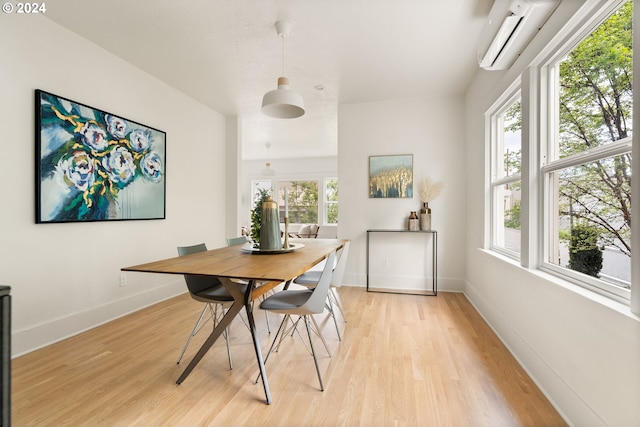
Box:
[369,154,413,198]
[35,89,166,223]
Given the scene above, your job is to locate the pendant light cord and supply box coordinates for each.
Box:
[281,35,285,76]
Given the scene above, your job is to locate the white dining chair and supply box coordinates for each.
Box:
[293,241,350,340]
[257,250,336,391]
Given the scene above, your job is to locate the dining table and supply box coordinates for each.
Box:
[121,238,346,404]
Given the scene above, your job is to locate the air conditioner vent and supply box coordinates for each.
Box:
[478,0,559,71]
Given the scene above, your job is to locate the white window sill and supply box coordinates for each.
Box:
[478,248,640,322]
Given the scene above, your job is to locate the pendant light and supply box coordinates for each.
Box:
[261,20,305,119]
[260,143,276,176]
[261,162,276,176]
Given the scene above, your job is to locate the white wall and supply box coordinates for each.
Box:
[464,1,640,425]
[0,16,227,356]
[226,116,242,239]
[338,98,466,291]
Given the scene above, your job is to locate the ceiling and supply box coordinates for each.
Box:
[44,0,493,160]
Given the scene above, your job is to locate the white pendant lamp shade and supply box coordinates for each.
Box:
[261,20,305,119]
[262,77,305,118]
[261,162,276,176]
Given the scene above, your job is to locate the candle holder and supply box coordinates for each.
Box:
[283,217,290,249]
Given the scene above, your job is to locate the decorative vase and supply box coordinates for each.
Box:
[259,197,283,250]
[420,202,431,231]
[408,211,419,231]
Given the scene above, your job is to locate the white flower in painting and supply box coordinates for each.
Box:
[102,146,136,185]
[105,114,127,139]
[80,122,108,151]
[129,129,152,152]
[140,152,163,182]
[56,150,95,191]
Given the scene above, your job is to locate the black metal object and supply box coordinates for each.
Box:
[0,286,10,427]
[366,229,438,296]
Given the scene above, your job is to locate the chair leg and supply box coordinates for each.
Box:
[275,315,296,352]
[304,315,324,391]
[255,314,290,384]
[326,295,342,341]
[262,295,271,333]
[256,314,327,391]
[285,315,331,356]
[176,304,211,364]
[264,311,271,333]
[292,293,342,341]
[177,303,233,370]
[330,288,347,322]
[289,316,301,337]
[309,315,332,357]
[213,304,234,370]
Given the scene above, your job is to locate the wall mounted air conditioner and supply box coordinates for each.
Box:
[478,0,559,70]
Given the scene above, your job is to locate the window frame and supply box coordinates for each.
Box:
[488,85,523,259]
[485,0,633,304]
[324,177,338,225]
[539,12,633,300]
[250,175,338,227]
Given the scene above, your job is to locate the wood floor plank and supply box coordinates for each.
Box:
[12,287,567,427]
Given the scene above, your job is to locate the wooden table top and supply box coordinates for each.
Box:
[122,239,347,282]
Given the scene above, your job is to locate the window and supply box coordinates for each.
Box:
[489,92,522,257]
[542,0,632,297]
[278,180,318,223]
[486,0,633,302]
[251,176,337,226]
[251,180,273,209]
[325,178,338,225]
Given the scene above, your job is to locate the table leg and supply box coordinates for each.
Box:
[175,278,273,404]
[244,279,272,404]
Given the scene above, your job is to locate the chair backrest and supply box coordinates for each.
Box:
[297,224,319,238]
[331,241,350,289]
[227,236,249,246]
[177,243,223,295]
[299,251,336,315]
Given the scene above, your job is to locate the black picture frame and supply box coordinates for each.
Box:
[35,89,166,223]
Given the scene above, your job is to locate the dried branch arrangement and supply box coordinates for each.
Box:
[418,177,443,203]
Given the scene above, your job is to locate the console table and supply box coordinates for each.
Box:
[366,229,437,296]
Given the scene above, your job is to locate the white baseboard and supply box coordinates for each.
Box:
[344,274,465,292]
[12,281,184,357]
[464,280,603,427]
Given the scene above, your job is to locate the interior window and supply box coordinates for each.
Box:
[278,180,318,224]
[325,178,338,225]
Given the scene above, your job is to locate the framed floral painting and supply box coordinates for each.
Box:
[35,90,166,223]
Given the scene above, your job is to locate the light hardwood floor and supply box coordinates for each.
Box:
[12,287,567,426]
